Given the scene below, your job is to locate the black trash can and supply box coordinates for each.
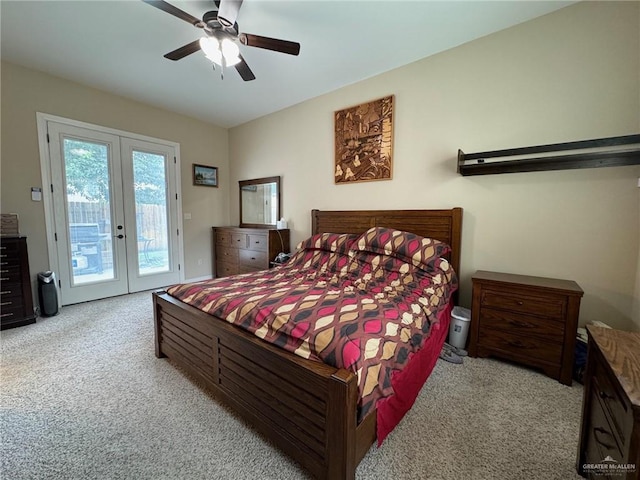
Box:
[38,271,59,317]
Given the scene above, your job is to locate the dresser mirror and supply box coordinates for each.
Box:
[239,176,281,228]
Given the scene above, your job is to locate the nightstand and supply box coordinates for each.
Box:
[469,270,583,385]
[576,326,640,479]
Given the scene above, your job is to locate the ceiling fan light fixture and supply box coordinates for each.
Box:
[221,39,241,66]
[199,37,222,65]
[199,36,240,67]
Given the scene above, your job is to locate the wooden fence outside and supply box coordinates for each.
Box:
[67,202,168,251]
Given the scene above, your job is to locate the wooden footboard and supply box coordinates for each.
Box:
[153,290,374,480]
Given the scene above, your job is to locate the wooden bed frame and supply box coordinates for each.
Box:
[153,208,462,480]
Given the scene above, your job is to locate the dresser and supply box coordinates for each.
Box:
[212,227,290,278]
[469,270,583,385]
[0,236,36,330]
[577,326,640,479]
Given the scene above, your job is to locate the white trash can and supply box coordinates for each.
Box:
[449,306,471,349]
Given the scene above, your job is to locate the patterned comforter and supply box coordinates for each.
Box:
[166,228,458,419]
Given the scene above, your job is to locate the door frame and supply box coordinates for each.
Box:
[36,112,185,304]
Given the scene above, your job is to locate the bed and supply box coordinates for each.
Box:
[152,208,462,480]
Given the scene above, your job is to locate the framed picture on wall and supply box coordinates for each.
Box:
[193,164,218,187]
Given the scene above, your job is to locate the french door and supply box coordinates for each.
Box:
[44,119,181,305]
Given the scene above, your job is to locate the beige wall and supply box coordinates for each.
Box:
[1,62,229,283]
[229,1,640,330]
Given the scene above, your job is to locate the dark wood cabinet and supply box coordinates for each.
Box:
[0,236,36,330]
[577,326,640,479]
[212,227,290,278]
[469,270,583,385]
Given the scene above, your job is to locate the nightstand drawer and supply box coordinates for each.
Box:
[480,289,565,320]
[479,328,563,364]
[593,360,629,448]
[587,392,623,463]
[479,308,565,340]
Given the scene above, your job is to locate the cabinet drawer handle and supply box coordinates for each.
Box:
[516,300,524,305]
[593,427,616,450]
[507,340,524,348]
[0,312,14,318]
[251,257,256,261]
[510,320,530,328]
[599,390,614,401]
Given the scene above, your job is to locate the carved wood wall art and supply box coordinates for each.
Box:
[334,95,394,184]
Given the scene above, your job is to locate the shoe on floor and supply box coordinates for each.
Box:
[439,347,463,364]
[444,342,468,357]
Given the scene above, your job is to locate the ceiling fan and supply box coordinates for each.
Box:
[142,0,301,81]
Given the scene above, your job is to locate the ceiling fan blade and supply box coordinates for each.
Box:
[239,33,300,56]
[235,54,256,81]
[142,0,203,27]
[164,39,202,61]
[217,0,243,28]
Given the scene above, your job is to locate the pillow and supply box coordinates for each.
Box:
[352,227,451,270]
[296,232,360,254]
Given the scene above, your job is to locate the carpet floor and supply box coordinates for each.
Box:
[1,291,584,479]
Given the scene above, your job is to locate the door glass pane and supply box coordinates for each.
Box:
[132,150,170,275]
[63,138,115,285]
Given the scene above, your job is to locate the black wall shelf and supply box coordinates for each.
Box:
[457,134,640,176]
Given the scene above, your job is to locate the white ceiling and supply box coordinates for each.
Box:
[1,1,574,128]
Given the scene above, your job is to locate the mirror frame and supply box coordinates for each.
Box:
[239,176,281,228]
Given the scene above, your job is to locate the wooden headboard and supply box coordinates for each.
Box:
[311,208,463,276]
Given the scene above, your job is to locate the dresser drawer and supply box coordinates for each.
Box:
[0,283,23,300]
[478,327,563,364]
[239,249,268,270]
[238,265,263,274]
[216,245,239,264]
[0,265,22,284]
[0,291,24,310]
[216,230,232,247]
[0,241,20,255]
[216,261,238,278]
[231,233,247,249]
[247,234,268,252]
[480,289,565,320]
[479,308,564,340]
[592,360,629,448]
[0,254,20,268]
[0,304,26,322]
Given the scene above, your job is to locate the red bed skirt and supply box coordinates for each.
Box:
[375,302,452,445]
